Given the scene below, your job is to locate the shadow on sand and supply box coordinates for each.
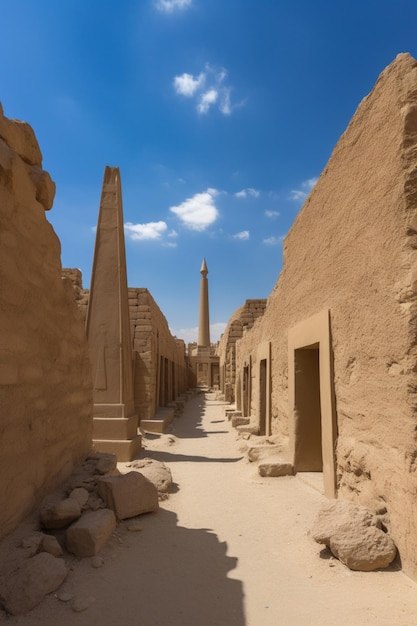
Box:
[48,508,245,626]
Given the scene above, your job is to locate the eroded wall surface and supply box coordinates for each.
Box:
[217,299,266,402]
[65,278,188,422]
[0,106,93,538]
[234,54,417,577]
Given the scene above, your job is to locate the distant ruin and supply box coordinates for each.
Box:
[188,259,220,388]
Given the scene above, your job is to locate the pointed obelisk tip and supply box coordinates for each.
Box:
[200,258,208,275]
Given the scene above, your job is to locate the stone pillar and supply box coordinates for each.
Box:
[198,258,210,349]
[86,166,141,461]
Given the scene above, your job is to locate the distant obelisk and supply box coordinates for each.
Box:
[86,166,141,461]
[197,258,210,351]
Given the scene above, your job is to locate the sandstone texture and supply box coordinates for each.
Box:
[64,272,190,426]
[223,53,417,578]
[218,299,267,403]
[0,104,93,539]
[311,500,397,571]
[97,471,159,520]
[131,458,173,493]
[66,509,117,557]
[40,498,82,530]
[0,552,67,615]
[258,461,293,477]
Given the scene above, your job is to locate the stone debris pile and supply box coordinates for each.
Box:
[0,451,169,615]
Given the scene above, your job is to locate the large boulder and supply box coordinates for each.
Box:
[0,552,67,615]
[311,500,396,571]
[66,508,116,557]
[97,471,159,520]
[330,525,397,571]
[131,459,173,493]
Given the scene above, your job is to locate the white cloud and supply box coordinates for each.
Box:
[197,89,218,114]
[155,0,192,13]
[219,88,231,115]
[235,187,260,199]
[125,221,168,241]
[289,190,307,201]
[173,64,243,116]
[211,322,227,342]
[168,229,178,238]
[263,235,284,245]
[232,230,250,241]
[170,188,219,231]
[174,72,205,97]
[289,176,318,202]
[265,210,280,218]
[170,321,226,343]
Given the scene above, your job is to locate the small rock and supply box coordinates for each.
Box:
[87,493,105,511]
[58,592,73,602]
[90,452,117,475]
[21,533,43,557]
[71,596,95,613]
[126,522,143,532]
[40,535,63,558]
[69,488,89,508]
[247,444,283,462]
[91,556,104,568]
[40,498,82,529]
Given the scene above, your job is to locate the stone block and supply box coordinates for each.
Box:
[66,508,116,557]
[258,461,293,477]
[97,471,159,520]
[40,498,82,529]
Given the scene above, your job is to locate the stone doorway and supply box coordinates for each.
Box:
[288,309,337,498]
[242,364,250,417]
[293,344,322,472]
[259,359,267,436]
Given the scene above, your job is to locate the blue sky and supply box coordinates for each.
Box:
[1,0,416,342]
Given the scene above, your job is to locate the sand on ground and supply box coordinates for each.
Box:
[5,392,417,626]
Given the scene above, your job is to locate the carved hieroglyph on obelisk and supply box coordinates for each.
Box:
[86,166,141,461]
[197,258,210,351]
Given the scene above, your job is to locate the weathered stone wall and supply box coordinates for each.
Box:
[66,280,188,421]
[0,105,93,539]
[234,54,417,578]
[218,299,266,402]
[129,287,187,420]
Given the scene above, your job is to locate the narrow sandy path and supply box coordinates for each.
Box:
[8,392,417,625]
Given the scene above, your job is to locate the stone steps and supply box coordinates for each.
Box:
[139,407,175,434]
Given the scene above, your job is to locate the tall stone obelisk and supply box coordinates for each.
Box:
[86,166,141,461]
[197,258,210,352]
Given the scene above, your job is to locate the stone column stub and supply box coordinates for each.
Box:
[86,166,141,461]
